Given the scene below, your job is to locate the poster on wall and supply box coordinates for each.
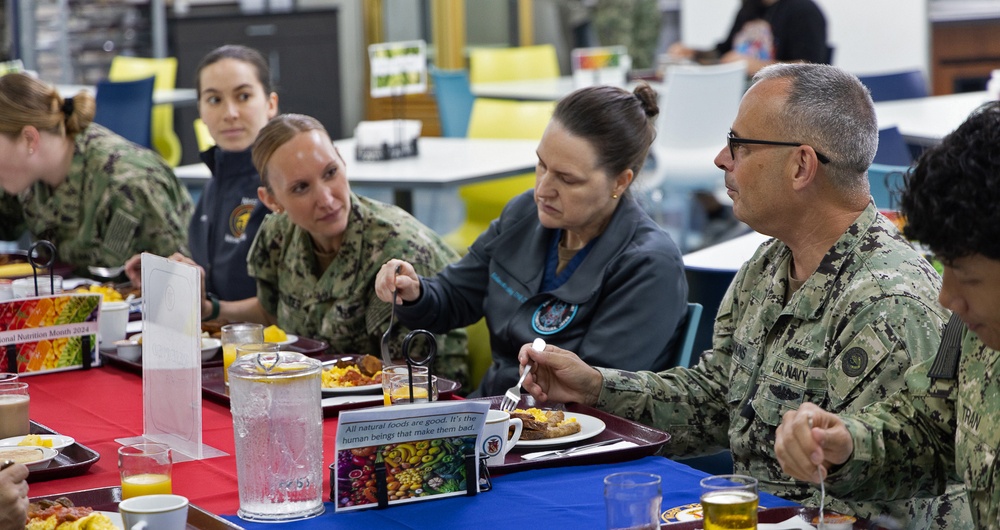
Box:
[368,40,428,98]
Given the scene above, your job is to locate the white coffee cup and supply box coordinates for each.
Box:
[478,409,523,466]
[119,494,189,530]
[99,301,130,351]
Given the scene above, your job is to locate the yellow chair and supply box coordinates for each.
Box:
[443,98,556,252]
[109,56,182,166]
[465,318,492,392]
[194,118,214,152]
[468,45,560,84]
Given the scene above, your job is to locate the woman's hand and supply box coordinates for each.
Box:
[518,343,604,406]
[775,403,855,483]
[123,253,143,287]
[0,463,29,530]
[374,259,421,304]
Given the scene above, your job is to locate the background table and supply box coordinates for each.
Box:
[174,137,539,213]
[874,91,991,146]
[27,364,797,528]
[57,84,198,107]
[472,76,664,101]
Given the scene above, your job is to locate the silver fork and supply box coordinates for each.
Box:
[380,265,401,366]
[500,338,545,412]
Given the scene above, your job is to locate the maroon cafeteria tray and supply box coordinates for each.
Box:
[662,507,877,528]
[200,356,462,417]
[26,421,100,483]
[29,486,243,529]
[471,396,671,475]
[99,336,329,374]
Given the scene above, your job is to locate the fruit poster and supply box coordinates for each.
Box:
[0,293,101,375]
[368,39,427,98]
[334,400,490,512]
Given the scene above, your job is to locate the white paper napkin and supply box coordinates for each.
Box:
[520,441,638,460]
[759,516,816,529]
[321,394,383,407]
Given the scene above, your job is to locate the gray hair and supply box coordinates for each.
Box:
[752,63,877,193]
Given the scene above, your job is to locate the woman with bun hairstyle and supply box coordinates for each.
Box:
[376,83,688,397]
[0,73,192,273]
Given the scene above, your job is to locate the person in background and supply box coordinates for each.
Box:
[0,462,28,530]
[125,45,276,302]
[375,84,687,398]
[0,73,192,274]
[668,0,828,76]
[775,102,1000,529]
[518,64,970,527]
[203,113,468,388]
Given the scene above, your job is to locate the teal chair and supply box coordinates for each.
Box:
[674,303,704,369]
[429,68,475,138]
[868,163,910,210]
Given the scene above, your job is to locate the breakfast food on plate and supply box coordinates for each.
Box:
[511,408,581,440]
[263,324,288,343]
[322,355,383,388]
[813,514,857,530]
[72,284,123,302]
[1,446,48,464]
[17,434,53,448]
[26,498,120,530]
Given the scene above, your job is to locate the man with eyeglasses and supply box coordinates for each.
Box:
[518,63,970,527]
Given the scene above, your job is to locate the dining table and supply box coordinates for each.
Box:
[874,90,992,146]
[471,75,664,101]
[173,137,540,214]
[25,362,801,529]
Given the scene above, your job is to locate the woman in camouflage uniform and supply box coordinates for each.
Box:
[0,73,192,272]
[201,113,468,388]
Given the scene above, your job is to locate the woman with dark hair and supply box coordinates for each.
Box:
[0,73,191,273]
[375,84,688,397]
[126,44,277,302]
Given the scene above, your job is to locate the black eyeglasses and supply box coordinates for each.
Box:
[727,131,830,164]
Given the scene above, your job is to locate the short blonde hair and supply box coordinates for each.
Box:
[0,73,95,139]
[251,113,329,189]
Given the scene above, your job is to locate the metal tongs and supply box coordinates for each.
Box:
[27,240,57,297]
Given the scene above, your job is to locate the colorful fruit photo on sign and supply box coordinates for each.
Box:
[0,294,100,374]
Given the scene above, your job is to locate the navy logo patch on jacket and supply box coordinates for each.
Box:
[532,298,578,335]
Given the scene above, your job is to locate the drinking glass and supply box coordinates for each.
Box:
[700,474,759,530]
[0,382,29,439]
[119,442,173,499]
[604,472,662,530]
[221,323,264,385]
[381,365,438,405]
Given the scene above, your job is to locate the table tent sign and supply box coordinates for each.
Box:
[334,400,490,512]
[571,45,631,87]
[0,288,100,375]
[116,253,226,462]
[358,39,427,161]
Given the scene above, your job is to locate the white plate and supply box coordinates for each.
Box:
[0,434,74,452]
[98,511,124,527]
[512,412,606,448]
[321,383,382,395]
[0,445,59,470]
[274,334,298,346]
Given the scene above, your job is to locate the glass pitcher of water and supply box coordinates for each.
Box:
[229,351,324,522]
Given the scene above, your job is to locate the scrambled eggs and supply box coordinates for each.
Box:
[513,408,577,426]
[322,365,381,388]
[74,284,123,302]
[27,512,119,530]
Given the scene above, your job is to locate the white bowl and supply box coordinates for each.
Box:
[0,445,59,470]
[201,337,222,361]
[0,434,74,452]
[115,339,142,362]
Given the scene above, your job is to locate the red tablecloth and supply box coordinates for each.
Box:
[25,364,339,515]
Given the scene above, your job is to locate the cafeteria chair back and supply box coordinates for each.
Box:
[674,302,704,369]
[443,98,556,253]
[109,56,182,166]
[93,76,155,149]
[469,45,560,84]
[430,68,475,138]
[194,118,215,152]
[858,70,928,102]
[873,126,912,167]
[868,163,910,211]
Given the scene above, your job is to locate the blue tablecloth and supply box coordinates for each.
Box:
[223,456,797,529]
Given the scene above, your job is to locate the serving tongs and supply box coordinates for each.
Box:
[27,240,57,297]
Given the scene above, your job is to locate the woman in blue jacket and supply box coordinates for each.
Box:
[375,84,688,397]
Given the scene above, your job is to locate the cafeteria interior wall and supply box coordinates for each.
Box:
[680,0,930,78]
[298,0,363,138]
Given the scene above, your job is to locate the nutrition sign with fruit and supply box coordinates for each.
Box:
[0,293,101,374]
[334,400,490,512]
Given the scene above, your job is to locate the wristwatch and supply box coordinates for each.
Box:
[203,292,220,322]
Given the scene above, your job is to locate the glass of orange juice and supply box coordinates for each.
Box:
[221,323,264,385]
[118,442,173,499]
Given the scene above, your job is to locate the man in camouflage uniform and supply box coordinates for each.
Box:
[520,63,970,527]
[776,102,1000,529]
[0,122,192,273]
[249,192,469,391]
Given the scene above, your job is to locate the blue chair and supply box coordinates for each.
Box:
[430,68,475,138]
[874,127,912,166]
[674,303,704,369]
[93,76,155,148]
[868,163,910,211]
[858,70,928,102]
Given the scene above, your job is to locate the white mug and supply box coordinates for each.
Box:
[119,494,189,530]
[479,409,523,466]
[99,301,130,351]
